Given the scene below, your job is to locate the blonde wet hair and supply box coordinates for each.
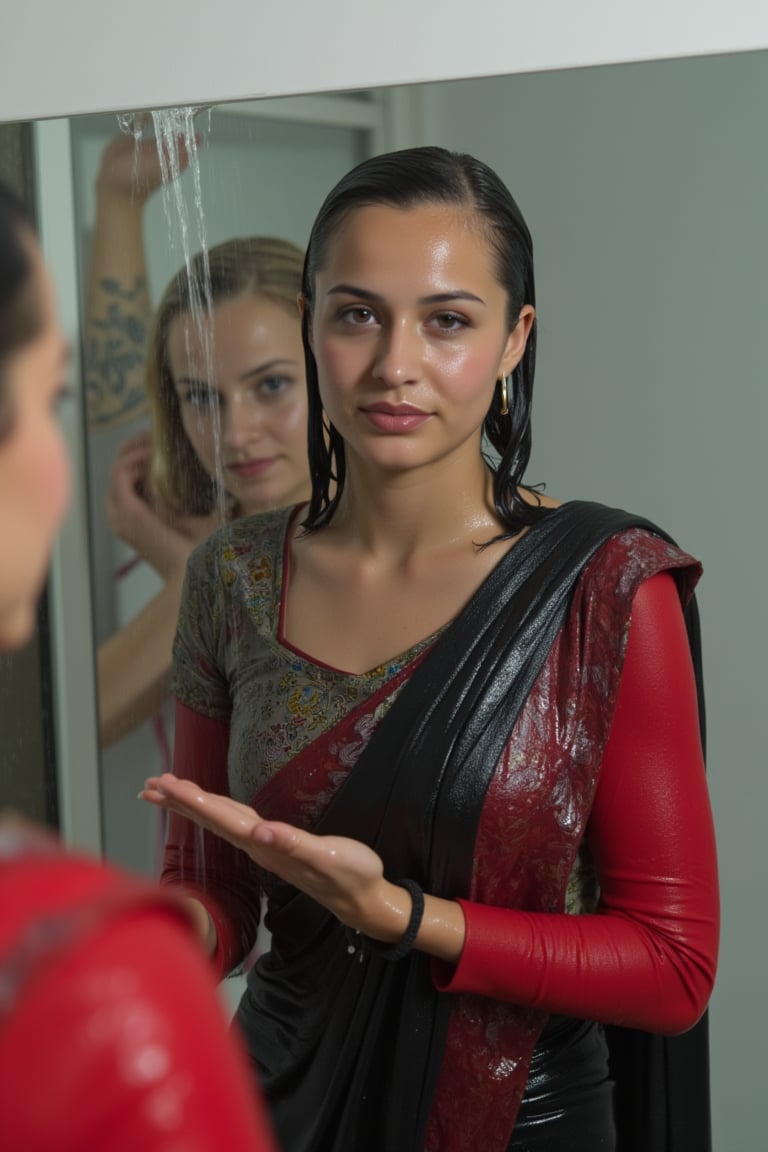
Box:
[147,235,305,516]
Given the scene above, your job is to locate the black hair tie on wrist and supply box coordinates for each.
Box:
[346,879,425,963]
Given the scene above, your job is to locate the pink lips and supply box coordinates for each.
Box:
[361,402,431,434]
[226,458,276,479]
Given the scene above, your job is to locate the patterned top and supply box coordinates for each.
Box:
[173,506,697,920]
[173,506,444,806]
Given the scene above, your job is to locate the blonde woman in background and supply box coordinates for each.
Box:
[86,135,311,747]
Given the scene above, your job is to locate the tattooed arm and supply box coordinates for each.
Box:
[83,133,193,430]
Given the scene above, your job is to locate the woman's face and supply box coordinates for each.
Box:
[0,240,71,649]
[168,292,310,515]
[306,203,533,480]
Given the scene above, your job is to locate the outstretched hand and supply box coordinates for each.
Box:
[140,774,407,939]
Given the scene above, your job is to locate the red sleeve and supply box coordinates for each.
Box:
[161,699,263,977]
[1,905,277,1152]
[433,572,719,1035]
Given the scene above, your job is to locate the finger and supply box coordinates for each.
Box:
[140,785,170,807]
[139,785,244,845]
[143,774,205,803]
[112,455,149,485]
[144,775,259,832]
[112,457,151,488]
[251,821,303,851]
[245,824,345,896]
[250,824,351,876]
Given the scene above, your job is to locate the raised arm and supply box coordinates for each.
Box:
[83,131,194,430]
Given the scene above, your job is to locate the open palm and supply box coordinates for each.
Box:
[141,774,389,932]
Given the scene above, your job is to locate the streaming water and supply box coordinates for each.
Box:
[117,107,231,891]
[117,107,228,526]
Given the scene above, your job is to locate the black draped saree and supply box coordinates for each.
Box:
[235,501,711,1152]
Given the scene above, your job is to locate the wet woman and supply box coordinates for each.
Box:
[97,235,310,748]
[141,147,719,1152]
[86,133,311,747]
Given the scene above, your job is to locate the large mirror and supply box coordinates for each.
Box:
[2,40,766,1151]
[74,90,415,874]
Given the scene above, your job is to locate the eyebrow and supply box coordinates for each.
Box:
[238,358,299,382]
[326,284,486,306]
[173,358,299,389]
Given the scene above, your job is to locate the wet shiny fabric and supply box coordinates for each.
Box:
[239,503,673,1152]
[507,1016,615,1151]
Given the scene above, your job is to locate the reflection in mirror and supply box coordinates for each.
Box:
[71,95,383,874]
[47,50,768,1150]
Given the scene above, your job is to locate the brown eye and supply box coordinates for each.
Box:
[432,312,466,332]
[340,306,376,325]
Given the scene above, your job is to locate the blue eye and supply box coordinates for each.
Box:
[259,376,291,397]
[183,387,219,410]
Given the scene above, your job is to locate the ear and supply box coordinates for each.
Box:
[499,304,535,377]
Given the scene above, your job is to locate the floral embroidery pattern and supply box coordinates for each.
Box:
[173,509,441,803]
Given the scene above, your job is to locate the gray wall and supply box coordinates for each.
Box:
[424,51,767,1152]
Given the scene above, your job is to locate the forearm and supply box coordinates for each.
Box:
[377,574,719,1035]
[373,875,714,1034]
[84,190,151,429]
[97,578,183,745]
[431,897,715,1034]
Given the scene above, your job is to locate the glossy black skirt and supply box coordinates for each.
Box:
[507,1015,616,1151]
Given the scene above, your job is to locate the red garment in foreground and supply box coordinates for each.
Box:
[0,839,277,1152]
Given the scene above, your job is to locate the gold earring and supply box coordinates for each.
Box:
[498,375,509,417]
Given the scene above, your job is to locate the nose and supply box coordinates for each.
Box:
[220,393,262,448]
[372,319,422,387]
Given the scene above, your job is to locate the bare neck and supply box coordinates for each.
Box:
[327,452,503,564]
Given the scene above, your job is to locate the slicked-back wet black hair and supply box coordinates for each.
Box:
[299,145,547,536]
[0,181,41,441]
